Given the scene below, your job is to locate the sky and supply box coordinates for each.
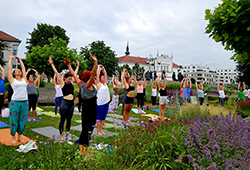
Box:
[0,0,236,70]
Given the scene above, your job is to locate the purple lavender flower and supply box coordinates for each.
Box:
[59,141,64,143]
[141,121,144,124]
[137,117,140,119]
[113,123,117,125]
[90,134,94,137]
[39,141,43,144]
[122,122,126,125]
[142,125,145,127]
[96,119,101,122]
[89,140,93,143]
[126,123,130,126]
[136,124,140,126]
[127,133,130,136]
[180,129,185,133]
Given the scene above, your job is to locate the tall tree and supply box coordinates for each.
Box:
[26,23,70,53]
[132,63,145,80]
[236,59,250,86]
[80,40,118,77]
[26,37,86,81]
[205,0,250,64]
[0,40,9,66]
[116,64,132,78]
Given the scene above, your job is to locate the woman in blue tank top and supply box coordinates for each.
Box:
[183,77,192,103]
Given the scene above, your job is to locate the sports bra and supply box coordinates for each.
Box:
[159,88,167,96]
[126,84,135,92]
[62,83,74,97]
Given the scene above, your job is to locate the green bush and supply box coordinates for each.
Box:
[40,78,46,87]
[5,82,11,92]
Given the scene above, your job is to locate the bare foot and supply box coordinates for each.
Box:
[84,152,94,158]
[127,121,132,125]
[33,118,36,121]
[55,115,58,117]
[101,131,106,135]
[97,132,103,136]
[79,112,81,115]
[12,139,17,144]
[28,118,31,122]
[104,123,108,126]
[18,139,25,143]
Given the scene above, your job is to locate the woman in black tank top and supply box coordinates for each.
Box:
[157,74,168,120]
[49,57,77,137]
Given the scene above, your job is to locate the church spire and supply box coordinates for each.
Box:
[125,41,130,55]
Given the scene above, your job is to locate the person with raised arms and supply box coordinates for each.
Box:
[53,73,63,117]
[157,74,167,120]
[218,80,225,107]
[121,68,129,115]
[64,53,98,157]
[151,81,157,108]
[183,77,192,103]
[0,65,5,117]
[109,75,119,113]
[195,82,204,105]
[8,54,29,144]
[136,73,146,113]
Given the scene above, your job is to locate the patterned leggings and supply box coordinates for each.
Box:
[9,100,29,136]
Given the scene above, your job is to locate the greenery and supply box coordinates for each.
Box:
[116,64,133,77]
[26,37,86,81]
[205,0,250,64]
[26,23,70,53]
[236,59,250,86]
[0,40,9,67]
[80,40,118,77]
[132,63,145,80]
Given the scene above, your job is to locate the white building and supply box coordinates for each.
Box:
[215,68,238,84]
[182,64,217,84]
[0,31,21,73]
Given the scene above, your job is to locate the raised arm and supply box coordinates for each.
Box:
[49,57,64,86]
[64,58,81,86]
[86,53,98,88]
[121,71,125,88]
[33,69,40,86]
[112,75,115,88]
[8,55,14,84]
[163,74,167,88]
[157,75,161,90]
[133,73,137,86]
[195,82,198,90]
[243,82,246,90]
[15,56,26,82]
[238,82,241,91]
[217,81,220,91]
[188,77,192,88]
[200,83,204,90]
[143,73,146,88]
[122,72,129,89]
[151,81,155,90]
[74,60,79,75]
[53,74,56,86]
[0,65,5,80]
[180,78,185,89]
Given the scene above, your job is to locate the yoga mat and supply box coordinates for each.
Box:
[141,114,170,120]
[74,120,82,123]
[27,117,40,122]
[107,113,137,120]
[92,128,118,137]
[36,107,43,112]
[0,121,10,128]
[103,123,116,129]
[105,117,124,124]
[42,111,58,117]
[151,109,168,114]
[0,128,31,146]
[131,108,146,114]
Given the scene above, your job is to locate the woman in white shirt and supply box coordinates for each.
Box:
[151,81,157,108]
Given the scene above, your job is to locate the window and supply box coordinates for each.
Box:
[217,73,219,75]
[221,73,223,75]
[234,73,236,75]
[225,70,227,72]
[225,80,228,82]
[183,70,186,72]
[161,66,163,71]
[164,66,166,70]
[221,70,223,72]
[225,73,227,75]
[167,66,169,72]
[193,70,195,72]
[193,66,195,69]
[197,74,202,76]
[229,70,231,72]
[191,74,193,76]
[234,70,236,72]
[188,67,190,69]
[0,52,3,59]
[13,45,18,56]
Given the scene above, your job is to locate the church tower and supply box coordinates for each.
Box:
[125,41,130,55]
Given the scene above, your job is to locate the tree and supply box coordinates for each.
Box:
[26,37,86,81]
[205,0,250,64]
[80,40,118,77]
[26,23,70,53]
[236,59,250,86]
[132,63,145,80]
[0,40,9,66]
[116,64,132,78]
[191,78,196,84]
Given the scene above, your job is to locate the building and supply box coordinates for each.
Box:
[215,68,238,84]
[117,43,182,81]
[0,31,21,73]
[182,64,217,84]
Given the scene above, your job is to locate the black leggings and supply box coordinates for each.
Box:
[28,94,38,111]
[137,93,144,108]
[79,96,97,147]
[78,95,82,112]
[198,97,204,105]
[0,94,4,113]
[59,99,74,134]
[151,96,156,105]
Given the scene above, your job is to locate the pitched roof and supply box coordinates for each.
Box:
[117,55,148,64]
[0,31,20,41]
[173,63,180,67]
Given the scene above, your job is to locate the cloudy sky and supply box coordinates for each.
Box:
[0,0,236,70]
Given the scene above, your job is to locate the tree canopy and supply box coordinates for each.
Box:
[205,0,250,64]
[26,23,70,53]
[132,63,145,80]
[26,37,86,80]
[0,40,9,67]
[80,40,118,77]
[236,59,250,86]
[116,64,133,78]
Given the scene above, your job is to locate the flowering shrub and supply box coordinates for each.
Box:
[236,99,250,110]
[181,112,250,169]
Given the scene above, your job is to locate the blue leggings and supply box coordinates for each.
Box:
[55,96,63,115]
[9,100,29,136]
[59,99,74,134]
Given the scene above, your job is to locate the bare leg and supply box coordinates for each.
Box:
[79,145,94,158]
[18,134,25,143]
[12,135,17,144]
[162,104,166,119]
[32,110,36,121]
[101,120,106,135]
[97,121,102,136]
[28,111,31,121]
[159,105,162,119]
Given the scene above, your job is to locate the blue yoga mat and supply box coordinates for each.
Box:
[27,117,41,122]
[152,109,168,114]
[116,111,121,113]
[0,121,10,128]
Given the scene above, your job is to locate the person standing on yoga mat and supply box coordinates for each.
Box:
[151,81,157,108]
[8,54,29,144]
[157,74,167,120]
[95,65,110,136]
[65,53,97,157]
[53,73,63,117]
[26,68,40,121]
[136,73,146,113]
[49,57,75,135]
[122,71,136,125]
[109,75,119,113]
[121,68,128,115]
[183,77,192,103]
[0,65,5,117]
[35,76,40,110]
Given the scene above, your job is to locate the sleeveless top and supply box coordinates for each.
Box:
[55,84,63,98]
[152,89,157,97]
[36,85,39,95]
[197,89,204,98]
[11,79,28,101]
[80,83,97,100]
[0,77,5,93]
[219,90,225,98]
[183,87,191,99]
[159,88,167,96]
[180,88,184,97]
[113,87,119,95]
[137,85,143,94]
[97,83,110,105]
[27,83,37,95]
[62,83,74,97]
[126,84,135,92]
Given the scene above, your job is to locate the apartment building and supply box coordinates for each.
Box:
[215,68,238,84]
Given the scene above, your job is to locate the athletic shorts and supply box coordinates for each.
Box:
[159,96,168,105]
[124,96,134,104]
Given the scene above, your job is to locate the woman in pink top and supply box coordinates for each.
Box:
[179,78,185,106]
[136,73,146,113]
